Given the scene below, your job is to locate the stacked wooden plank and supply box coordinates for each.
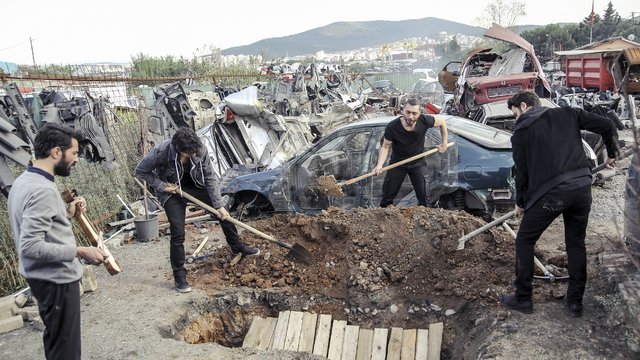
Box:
[242,310,444,359]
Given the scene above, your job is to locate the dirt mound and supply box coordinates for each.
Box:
[189,206,515,310]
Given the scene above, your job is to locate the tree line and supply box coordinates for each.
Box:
[521,1,637,61]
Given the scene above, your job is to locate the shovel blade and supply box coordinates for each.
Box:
[288,243,314,264]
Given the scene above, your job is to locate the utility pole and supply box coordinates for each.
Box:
[29,37,36,68]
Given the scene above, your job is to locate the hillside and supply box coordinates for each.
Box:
[222,17,486,57]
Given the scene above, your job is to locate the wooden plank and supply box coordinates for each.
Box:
[327,320,347,360]
[270,310,290,350]
[356,328,374,360]
[400,329,417,360]
[256,317,278,351]
[284,311,304,351]
[415,329,429,360]
[312,314,333,357]
[342,324,360,360]
[298,312,318,353]
[242,316,265,348]
[427,322,444,360]
[371,328,389,360]
[386,327,403,360]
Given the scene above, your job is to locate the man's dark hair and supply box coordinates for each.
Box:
[404,97,420,107]
[33,123,84,159]
[171,127,202,154]
[507,91,541,109]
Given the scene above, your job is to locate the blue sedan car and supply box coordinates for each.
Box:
[221,115,515,219]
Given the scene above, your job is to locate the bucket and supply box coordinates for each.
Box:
[134,215,159,242]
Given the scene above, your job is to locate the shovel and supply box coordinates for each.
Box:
[337,141,455,187]
[178,190,314,264]
[502,223,568,282]
[316,142,454,197]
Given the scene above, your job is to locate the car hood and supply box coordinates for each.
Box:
[483,23,550,93]
[221,167,284,194]
[484,23,535,54]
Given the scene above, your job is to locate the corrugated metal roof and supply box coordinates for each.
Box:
[555,49,623,56]
[623,47,640,65]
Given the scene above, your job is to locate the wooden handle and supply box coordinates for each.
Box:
[180,190,293,249]
[338,142,454,186]
[192,236,209,257]
[502,222,551,277]
[61,189,122,275]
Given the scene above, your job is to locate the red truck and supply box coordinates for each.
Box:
[563,50,617,91]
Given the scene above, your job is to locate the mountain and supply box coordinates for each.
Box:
[222,17,486,58]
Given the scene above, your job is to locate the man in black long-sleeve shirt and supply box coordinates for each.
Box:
[499,91,619,317]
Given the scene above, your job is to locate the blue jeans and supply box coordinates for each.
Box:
[515,185,592,304]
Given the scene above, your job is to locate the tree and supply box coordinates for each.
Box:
[600,1,621,39]
[521,24,577,61]
[475,0,527,28]
[435,36,467,65]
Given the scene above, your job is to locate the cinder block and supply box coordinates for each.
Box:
[14,293,29,308]
[17,306,40,321]
[0,315,24,334]
[0,295,15,314]
[82,265,98,293]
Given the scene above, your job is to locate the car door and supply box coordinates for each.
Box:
[368,128,454,208]
[289,128,375,212]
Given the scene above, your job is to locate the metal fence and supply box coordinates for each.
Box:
[0,65,268,295]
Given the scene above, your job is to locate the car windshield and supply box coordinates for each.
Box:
[446,117,512,149]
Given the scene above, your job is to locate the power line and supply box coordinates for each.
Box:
[0,38,30,52]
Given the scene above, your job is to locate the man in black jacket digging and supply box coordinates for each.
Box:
[135,127,259,293]
[499,91,619,317]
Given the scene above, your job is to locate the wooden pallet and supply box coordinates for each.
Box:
[242,310,443,359]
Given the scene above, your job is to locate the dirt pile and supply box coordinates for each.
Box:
[189,206,518,315]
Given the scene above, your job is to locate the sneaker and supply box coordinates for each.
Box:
[499,294,533,314]
[174,278,191,293]
[566,302,583,318]
[231,243,261,257]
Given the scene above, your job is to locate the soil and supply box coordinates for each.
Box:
[308,175,344,198]
[1,171,639,359]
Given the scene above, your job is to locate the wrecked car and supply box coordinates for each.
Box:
[412,79,445,108]
[221,115,515,219]
[471,98,619,173]
[439,23,551,118]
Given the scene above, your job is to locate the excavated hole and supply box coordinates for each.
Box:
[163,206,570,358]
[167,289,495,358]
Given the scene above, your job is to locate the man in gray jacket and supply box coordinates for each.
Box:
[8,123,107,360]
[135,127,259,293]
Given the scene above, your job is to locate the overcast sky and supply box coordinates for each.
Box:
[1,0,637,65]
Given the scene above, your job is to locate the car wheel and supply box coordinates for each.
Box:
[233,191,274,219]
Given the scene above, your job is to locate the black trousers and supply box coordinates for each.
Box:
[380,163,428,207]
[164,186,240,279]
[515,185,592,304]
[27,278,81,360]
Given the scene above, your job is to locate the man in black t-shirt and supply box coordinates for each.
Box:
[373,98,449,207]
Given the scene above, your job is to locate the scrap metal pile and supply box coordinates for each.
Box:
[0,83,116,195]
